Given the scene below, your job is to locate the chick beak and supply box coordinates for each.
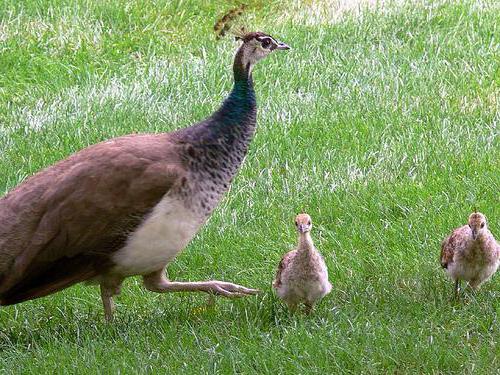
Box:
[298,224,306,233]
[471,229,477,240]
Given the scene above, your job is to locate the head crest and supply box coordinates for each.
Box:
[232,27,248,41]
[214,5,247,40]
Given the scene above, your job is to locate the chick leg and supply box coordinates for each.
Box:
[285,301,298,314]
[143,268,259,298]
[304,303,314,315]
[453,279,461,300]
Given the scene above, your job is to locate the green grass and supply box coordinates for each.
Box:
[1,0,499,373]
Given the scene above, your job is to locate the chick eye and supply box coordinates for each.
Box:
[480,223,485,228]
[308,221,311,225]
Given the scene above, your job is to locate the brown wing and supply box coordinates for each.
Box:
[273,251,294,289]
[440,226,468,269]
[0,134,187,303]
[440,236,454,269]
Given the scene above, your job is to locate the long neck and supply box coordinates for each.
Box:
[182,45,257,145]
[298,232,315,254]
[175,45,259,217]
[233,45,253,85]
[210,46,256,129]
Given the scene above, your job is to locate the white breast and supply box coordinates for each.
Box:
[112,196,203,276]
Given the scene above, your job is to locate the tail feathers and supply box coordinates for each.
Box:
[0,256,102,306]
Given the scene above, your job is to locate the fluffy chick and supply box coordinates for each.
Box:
[441,211,500,298]
[273,214,332,313]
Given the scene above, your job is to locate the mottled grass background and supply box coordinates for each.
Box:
[0,0,499,373]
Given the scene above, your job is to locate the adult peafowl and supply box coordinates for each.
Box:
[0,32,289,321]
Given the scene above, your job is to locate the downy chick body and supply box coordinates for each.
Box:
[441,211,500,297]
[273,214,331,313]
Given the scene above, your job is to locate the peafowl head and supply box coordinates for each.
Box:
[468,212,488,240]
[295,213,312,234]
[234,31,289,74]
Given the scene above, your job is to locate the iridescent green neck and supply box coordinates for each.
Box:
[209,47,256,128]
[174,44,257,145]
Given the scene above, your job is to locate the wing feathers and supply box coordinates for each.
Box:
[273,252,293,289]
[0,134,187,301]
[0,255,103,305]
[440,227,468,269]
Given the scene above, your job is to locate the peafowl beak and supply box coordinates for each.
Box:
[276,41,290,50]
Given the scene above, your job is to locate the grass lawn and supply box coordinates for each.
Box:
[1,0,499,373]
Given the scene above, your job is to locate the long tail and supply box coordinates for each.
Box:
[0,256,100,305]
